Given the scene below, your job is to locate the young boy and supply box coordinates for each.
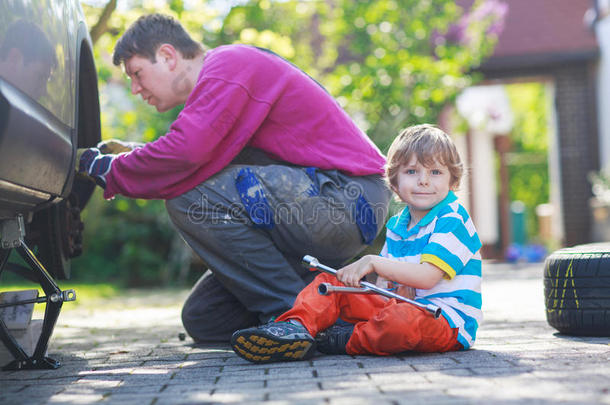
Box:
[230,124,482,362]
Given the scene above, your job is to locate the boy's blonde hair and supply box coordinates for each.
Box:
[386,124,463,190]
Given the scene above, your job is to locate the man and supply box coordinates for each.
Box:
[79,14,390,342]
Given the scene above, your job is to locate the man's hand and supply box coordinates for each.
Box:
[97,139,144,154]
[76,148,115,189]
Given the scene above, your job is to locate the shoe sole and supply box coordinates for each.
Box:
[231,330,316,364]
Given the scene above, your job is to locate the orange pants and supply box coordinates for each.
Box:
[276,273,462,355]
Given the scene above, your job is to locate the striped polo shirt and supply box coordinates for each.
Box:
[379,191,483,349]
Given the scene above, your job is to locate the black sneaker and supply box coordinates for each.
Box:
[315,322,354,355]
[231,321,316,364]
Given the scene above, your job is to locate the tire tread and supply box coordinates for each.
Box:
[544,243,610,336]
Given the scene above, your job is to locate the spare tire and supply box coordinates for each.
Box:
[544,243,610,336]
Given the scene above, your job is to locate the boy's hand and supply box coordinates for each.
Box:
[375,276,415,300]
[336,255,376,288]
[375,275,392,290]
[396,285,416,300]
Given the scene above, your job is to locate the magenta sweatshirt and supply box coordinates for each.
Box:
[104,45,385,200]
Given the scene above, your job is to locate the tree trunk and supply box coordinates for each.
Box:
[90,0,118,45]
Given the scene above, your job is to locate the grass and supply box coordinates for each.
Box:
[0,282,121,299]
[0,282,122,314]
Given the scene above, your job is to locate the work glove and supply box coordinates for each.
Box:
[76,148,115,189]
[97,139,144,154]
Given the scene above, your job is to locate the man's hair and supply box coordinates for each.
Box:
[385,124,464,190]
[113,14,203,66]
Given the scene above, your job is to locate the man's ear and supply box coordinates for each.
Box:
[157,44,178,70]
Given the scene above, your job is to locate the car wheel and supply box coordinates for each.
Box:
[544,243,610,336]
[28,185,87,280]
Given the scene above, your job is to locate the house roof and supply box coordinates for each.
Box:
[464,0,599,72]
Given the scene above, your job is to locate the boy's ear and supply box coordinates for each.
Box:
[450,179,460,191]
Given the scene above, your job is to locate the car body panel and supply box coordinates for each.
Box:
[0,0,96,219]
[0,78,72,217]
[0,0,79,125]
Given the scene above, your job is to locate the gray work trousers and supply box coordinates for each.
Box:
[165,160,391,342]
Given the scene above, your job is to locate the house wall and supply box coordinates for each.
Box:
[596,16,610,170]
[554,62,600,245]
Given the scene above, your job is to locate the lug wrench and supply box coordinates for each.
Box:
[302,255,442,319]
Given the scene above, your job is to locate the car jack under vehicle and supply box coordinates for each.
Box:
[0,215,76,371]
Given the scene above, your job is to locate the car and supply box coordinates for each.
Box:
[0,0,101,280]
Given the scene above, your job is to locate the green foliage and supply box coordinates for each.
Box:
[505,82,551,240]
[72,189,176,286]
[217,0,501,152]
[589,166,610,203]
[76,0,503,286]
[0,280,120,302]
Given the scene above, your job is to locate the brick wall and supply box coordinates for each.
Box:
[554,62,600,245]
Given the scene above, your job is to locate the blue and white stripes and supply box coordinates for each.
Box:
[380,191,483,349]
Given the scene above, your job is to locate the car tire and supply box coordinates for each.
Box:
[544,243,610,336]
[28,186,87,280]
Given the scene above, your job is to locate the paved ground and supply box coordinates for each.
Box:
[1,261,609,404]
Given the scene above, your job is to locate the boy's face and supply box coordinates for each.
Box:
[393,155,453,223]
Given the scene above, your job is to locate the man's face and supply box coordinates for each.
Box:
[124,54,180,113]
